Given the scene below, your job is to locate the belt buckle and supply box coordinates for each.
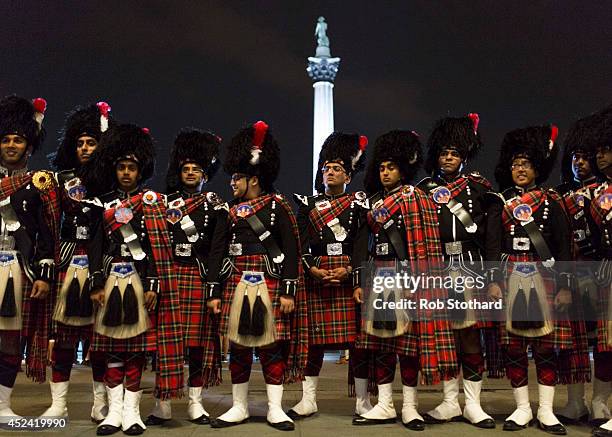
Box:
[573,229,586,242]
[120,244,131,257]
[376,243,389,256]
[229,243,242,256]
[513,237,531,251]
[175,243,192,257]
[0,235,15,251]
[327,242,343,256]
[76,225,90,240]
[445,241,462,255]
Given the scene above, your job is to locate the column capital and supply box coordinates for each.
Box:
[307,57,341,83]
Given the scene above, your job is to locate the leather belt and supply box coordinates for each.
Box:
[228,242,267,256]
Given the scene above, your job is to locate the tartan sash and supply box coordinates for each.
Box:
[366,190,404,233]
[267,195,308,382]
[180,192,220,216]
[0,171,61,382]
[229,194,274,223]
[442,176,469,199]
[308,193,353,234]
[105,192,184,399]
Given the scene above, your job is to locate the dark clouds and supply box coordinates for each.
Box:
[1,0,610,197]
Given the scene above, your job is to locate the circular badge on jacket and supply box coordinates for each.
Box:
[512,204,533,221]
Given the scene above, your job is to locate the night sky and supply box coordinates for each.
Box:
[2,1,610,199]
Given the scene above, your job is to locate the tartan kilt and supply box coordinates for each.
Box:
[52,246,93,345]
[557,279,591,384]
[219,254,293,341]
[177,263,221,375]
[90,271,157,353]
[305,255,358,345]
[499,256,572,350]
[355,324,418,356]
[13,267,52,382]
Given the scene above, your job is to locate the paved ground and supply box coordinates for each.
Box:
[4,357,601,436]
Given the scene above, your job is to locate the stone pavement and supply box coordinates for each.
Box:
[5,358,598,436]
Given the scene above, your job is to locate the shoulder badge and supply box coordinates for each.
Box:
[64,177,87,202]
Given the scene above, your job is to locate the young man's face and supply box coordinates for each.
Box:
[115,160,140,192]
[0,134,29,166]
[511,157,537,187]
[76,135,98,165]
[379,161,402,190]
[180,162,205,190]
[438,148,462,176]
[322,161,350,190]
[571,151,592,180]
[230,173,249,198]
[596,146,612,174]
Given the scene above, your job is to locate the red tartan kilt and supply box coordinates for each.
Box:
[597,285,611,352]
[219,254,292,341]
[177,263,219,349]
[53,256,93,345]
[305,255,358,345]
[499,257,572,350]
[355,322,419,356]
[12,270,33,337]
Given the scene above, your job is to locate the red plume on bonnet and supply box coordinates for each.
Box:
[252,120,268,150]
[359,135,368,150]
[97,101,111,133]
[548,124,558,152]
[32,97,47,130]
[142,127,150,135]
[97,101,111,118]
[32,98,47,114]
[468,113,479,134]
[550,125,559,143]
[249,120,268,165]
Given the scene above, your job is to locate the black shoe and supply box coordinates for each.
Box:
[123,424,145,435]
[403,419,425,431]
[189,414,210,425]
[91,417,104,425]
[210,418,249,428]
[267,420,295,431]
[144,415,170,426]
[503,420,530,431]
[287,408,315,421]
[422,413,463,424]
[592,419,609,428]
[471,418,496,429]
[594,426,612,437]
[96,425,120,436]
[536,419,566,435]
[556,413,588,425]
[352,415,397,425]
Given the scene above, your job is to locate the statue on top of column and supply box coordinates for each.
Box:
[315,16,329,49]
